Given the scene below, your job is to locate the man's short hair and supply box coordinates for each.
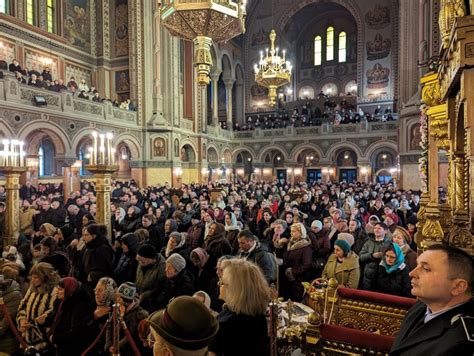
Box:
[237,229,258,241]
[427,244,473,293]
[375,222,388,230]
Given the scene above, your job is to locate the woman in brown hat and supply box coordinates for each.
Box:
[391,226,417,272]
[147,295,218,355]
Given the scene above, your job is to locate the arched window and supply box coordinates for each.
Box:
[47,0,55,33]
[338,32,347,62]
[38,139,55,176]
[0,0,9,14]
[26,0,35,25]
[326,26,334,61]
[314,35,322,66]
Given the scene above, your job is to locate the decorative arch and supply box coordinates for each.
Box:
[222,149,232,164]
[0,121,14,138]
[22,127,67,156]
[207,146,219,164]
[180,141,197,162]
[221,54,233,80]
[335,148,358,167]
[232,147,257,162]
[113,133,141,160]
[258,145,289,162]
[325,141,363,161]
[291,143,325,162]
[364,141,398,160]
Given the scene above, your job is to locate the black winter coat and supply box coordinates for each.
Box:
[79,236,115,292]
[152,270,194,311]
[374,265,412,297]
[51,284,96,355]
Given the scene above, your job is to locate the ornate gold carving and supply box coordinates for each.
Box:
[427,103,450,150]
[421,77,442,106]
[439,0,466,49]
[421,204,445,245]
[448,222,473,248]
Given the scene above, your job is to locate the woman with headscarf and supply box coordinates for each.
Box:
[163,218,178,244]
[281,222,313,301]
[374,243,412,297]
[224,212,241,252]
[114,232,140,285]
[190,247,214,294]
[160,231,189,261]
[16,262,59,354]
[83,277,117,355]
[204,222,233,268]
[112,207,126,239]
[397,198,414,228]
[49,277,95,355]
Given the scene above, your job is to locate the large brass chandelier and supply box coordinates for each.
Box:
[160,0,247,86]
[254,29,292,106]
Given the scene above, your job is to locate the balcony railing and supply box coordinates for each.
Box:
[0,72,137,124]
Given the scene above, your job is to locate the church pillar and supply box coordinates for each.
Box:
[96,0,111,99]
[211,73,221,126]
[235,82,244,125]
[224,79,235,128]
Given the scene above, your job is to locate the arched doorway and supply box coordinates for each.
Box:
[234,150,254,181]
[116,142,132,179]
[335,149,358,182]
[296,149,321,183]
[372,150,396,184]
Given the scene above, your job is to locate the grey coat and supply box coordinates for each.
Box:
[358,236,391,290]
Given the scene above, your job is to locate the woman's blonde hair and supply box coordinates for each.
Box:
[221,259,270,316]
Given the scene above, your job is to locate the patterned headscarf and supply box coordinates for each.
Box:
[96,277,117,306]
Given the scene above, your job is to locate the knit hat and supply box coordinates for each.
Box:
[337,232,355,247]
[385,213,399,225]
[334,239,351,255]
[148,296,219,351]
[40,223,56,236]
[117,282,137,302]
[311,220,323,230]
[169,231,183,245]
[137,244,157,259]
[368,215,381,223]
[166,253,186,273]
[191,211,201,221]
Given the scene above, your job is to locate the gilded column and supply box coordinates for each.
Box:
[86,166,116,239]
[3,167,26,245]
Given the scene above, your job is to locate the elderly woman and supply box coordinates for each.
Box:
[208,259,271,356]
[320,237,360,288]
[391,227,417,272]
[281,222,313,301]
[16,262,59,354]
[204,222,233,267]
[160,231,189,261]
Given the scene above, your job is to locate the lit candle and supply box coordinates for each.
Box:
[88,147,93,164]
[1,139,7,167]
[99,134,105,164]
[11,140,18,167]
[111,148,116,165]
[92,131,98,165]
[283,49,286,61]
[19,141,25,167]
[266,48,269,58]
[106,132,113,165]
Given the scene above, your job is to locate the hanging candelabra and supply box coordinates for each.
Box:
[254,29,292,106]
[160,0,247,86]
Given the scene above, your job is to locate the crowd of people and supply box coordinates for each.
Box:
[236,100,395,131]
[0,58,137,111]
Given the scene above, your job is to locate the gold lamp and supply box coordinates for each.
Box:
[254,29,292,106]
[160,0,247,86]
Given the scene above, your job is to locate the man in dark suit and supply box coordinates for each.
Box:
[390,244,473,355]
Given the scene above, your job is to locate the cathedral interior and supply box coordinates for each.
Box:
[0,1,473,355]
